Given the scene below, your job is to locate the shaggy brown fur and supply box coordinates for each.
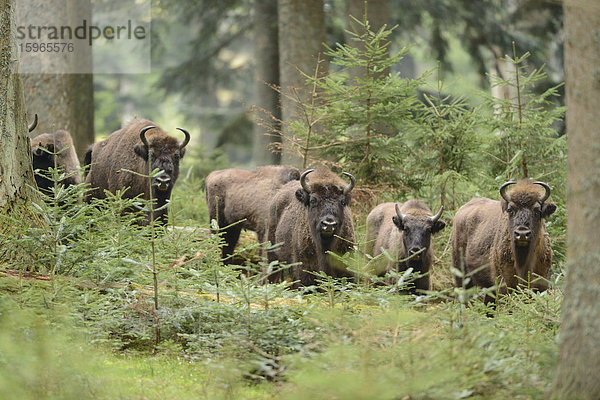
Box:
[205,165,300,260]
[31,130,82,192]
[267,167,356,287]
[365,200,445,292]
[452,179,556,296]
[84,118,189,223]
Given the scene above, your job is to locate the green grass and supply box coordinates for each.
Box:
[0,270,562,400]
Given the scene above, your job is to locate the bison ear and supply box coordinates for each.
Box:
[295,188,309,205]
[431,220,446,234]
[179,148,187,159]
[541,202,557,219]
[392,215,404,230]
[500,199,508,213]
[32,146,45,157]
[286,169,301,183]
[134,144,149,160]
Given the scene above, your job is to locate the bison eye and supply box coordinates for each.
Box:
[340,198,347,207]
[310,196,318,206]
[507,207,515,216]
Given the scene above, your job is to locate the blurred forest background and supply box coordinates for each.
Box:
[92,0,564,169]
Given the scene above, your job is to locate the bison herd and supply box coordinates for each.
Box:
[27,116,558,300]
[207,165,556,298]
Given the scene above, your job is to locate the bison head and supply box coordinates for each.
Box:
[392,203,445,266]
[500,180,556,249]
[295,169,355,248]
[134,125,190,199]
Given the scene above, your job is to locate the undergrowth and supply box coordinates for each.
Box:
[0,166,564,399]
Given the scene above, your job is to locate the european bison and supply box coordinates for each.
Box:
[205,166,300,260]
[365,200,445,292]
[267,167,356,287]
[451,179,556,296]
[30,116,82,193]
[84,118,190,223]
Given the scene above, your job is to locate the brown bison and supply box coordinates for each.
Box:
[205,166,301,260]
[267,167,356,287]
[84,118,190,223]
[30,116,82,193]
[451,179,556,296]
[365,200,445,292]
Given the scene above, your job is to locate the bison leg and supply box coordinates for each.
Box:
[413,274,430,293]
[220,225,243,263]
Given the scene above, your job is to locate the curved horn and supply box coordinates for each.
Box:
[395,203,407,224]
[499,180,516,202]
[176,128,191,150]
[28,114,38,132]
[429,205,444,223]
[533,181,551,203]
[342,172,356,195]
[300,169,314,193]
[139,125,155,148]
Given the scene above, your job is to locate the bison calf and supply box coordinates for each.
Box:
[365,200,445,292]
[267,167,356,287]
[84,118,190,224]
[205,166,300,261]
[451,179,556,296]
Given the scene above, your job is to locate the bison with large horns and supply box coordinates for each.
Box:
[267,167,356,286]
[29,115,82,192]
[205,166,301,260]
[451,179,556,296]
[84,118,190,223]
[365,200,445,292]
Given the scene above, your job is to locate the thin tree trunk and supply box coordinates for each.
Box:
[549,1,600,398]
[278,0,326,166]
[252,0,281,166]
[0,0,38,221]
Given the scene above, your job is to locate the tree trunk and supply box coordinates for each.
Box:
[278,0,326,166]
[22,74,94,161]
[18,0,94,162]
[0,0,38,222]
[252,0,281,166]
[549,1,600,398]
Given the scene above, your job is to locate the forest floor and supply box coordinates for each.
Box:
[0,268,562,400]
